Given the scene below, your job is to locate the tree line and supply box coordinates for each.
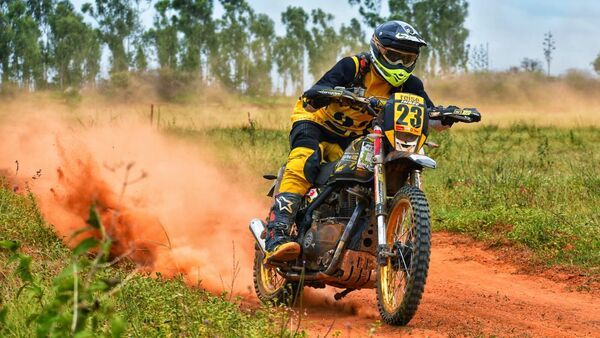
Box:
[0,0,471,96]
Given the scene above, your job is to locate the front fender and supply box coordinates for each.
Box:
[384,151,437,169]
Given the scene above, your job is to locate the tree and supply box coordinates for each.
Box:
[246,12,275,95]
[520,57,543,73]
[276,6,309,94]
[348,0,384,28]
[594,53,600,76]
[0,3,15,84]
[48,0,100,88]
[134,44,147,72]
[338,18,367,56]
[542,31,555,76]
[148,0,179,70]
[468,43,489,72]
[171,0,215,77]
[4,0,43,88]
[414,0,469,74]
[212,0,253,91]
[273,36,292,94]
[306,13,366,86]
[26,0,55,87]
[307,9,339,81]
[82,0,139,74]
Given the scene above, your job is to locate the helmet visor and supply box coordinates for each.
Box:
[373,36,419,67]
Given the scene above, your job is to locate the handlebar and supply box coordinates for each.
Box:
[311,87,481,123]
[429,107,481,123]
[314,87,383,117]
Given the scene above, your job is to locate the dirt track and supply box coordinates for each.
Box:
[287,232,600,337]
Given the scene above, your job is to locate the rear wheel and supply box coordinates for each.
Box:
[376,185,431,326]
[253,248,301,306]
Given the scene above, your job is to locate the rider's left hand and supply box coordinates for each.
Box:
[440,105,459,126]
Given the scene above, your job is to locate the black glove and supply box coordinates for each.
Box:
[440,105,460,126]
[302,85,335,109]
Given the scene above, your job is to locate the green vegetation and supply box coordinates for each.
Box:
[426,125,599,268]
[0,187,297,337]
[0,0,471,96]
[594,52,600,75]
[182,124,599,270]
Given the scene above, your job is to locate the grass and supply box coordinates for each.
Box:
[0,186,299,337]
[425,124,600,268]
[2,86,599,334]
[172,123,599,270]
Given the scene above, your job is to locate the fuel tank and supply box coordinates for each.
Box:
[330,136,374,183]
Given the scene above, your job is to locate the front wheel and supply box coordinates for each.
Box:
[253,248,301,306]
[376,185,431,326]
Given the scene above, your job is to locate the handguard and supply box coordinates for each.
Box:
[430,106,482,124]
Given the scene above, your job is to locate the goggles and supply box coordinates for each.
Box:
[373,36,419,67]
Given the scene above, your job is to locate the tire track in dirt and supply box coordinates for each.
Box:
[290,232,599,337]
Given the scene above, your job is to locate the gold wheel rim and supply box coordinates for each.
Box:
[380,199,414,313]
[259,259,285,295]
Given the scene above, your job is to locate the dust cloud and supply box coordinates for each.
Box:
[0,111,265,295]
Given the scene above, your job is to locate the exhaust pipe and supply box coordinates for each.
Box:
[249,218,266,253]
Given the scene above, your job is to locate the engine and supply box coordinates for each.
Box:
[301,185,367,270]
[302,218,345,270]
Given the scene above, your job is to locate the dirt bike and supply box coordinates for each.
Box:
[249,87,481,326]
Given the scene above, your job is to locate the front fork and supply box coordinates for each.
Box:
[373,126,390,264]
[373,125,423,264]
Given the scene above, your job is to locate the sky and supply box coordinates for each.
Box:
[72,0,600,76]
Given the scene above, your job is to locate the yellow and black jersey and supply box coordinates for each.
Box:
[291,55,434,138]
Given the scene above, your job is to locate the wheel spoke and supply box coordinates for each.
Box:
[383,198,416,312]
[377,186,431,325]
[391,272,405,305]
[261,261,285,293]
[398,249,411,279]
[398,209,414,241]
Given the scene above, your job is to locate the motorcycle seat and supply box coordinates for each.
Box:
[315,161,338,186]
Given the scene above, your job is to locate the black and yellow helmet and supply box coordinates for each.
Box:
[370,21,428,87]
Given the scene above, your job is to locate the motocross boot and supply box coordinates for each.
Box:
[264,192,302,263]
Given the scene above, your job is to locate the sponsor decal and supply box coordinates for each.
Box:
[394,93,424,105]
[357,140,375,171]
[307,188,319,202]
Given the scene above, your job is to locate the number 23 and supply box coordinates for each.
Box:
[396,104,423,128]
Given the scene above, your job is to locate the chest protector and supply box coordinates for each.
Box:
[292,53,394,138]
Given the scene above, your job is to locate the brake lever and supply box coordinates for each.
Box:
[365,105,377,117]
[341,90,358,102]
[428,111,442,119]
[451,114,472,122]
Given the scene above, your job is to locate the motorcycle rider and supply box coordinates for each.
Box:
[265,20,452,262]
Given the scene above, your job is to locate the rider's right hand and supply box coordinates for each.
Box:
[301,96,318,112]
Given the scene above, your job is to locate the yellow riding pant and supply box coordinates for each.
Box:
[279,121,354,195]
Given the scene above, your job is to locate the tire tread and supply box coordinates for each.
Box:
[376,185,431,326]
